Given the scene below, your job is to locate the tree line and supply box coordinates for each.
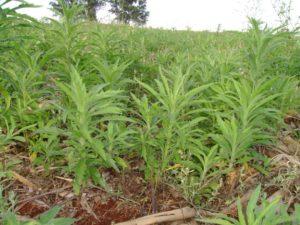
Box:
[50,0,149,25]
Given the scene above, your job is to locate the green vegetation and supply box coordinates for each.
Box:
[0,186,75,225]
[0,0,299,223]
[2,207,75,225]
[201,185,300,225]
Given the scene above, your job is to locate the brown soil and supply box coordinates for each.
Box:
[2,161,187,225]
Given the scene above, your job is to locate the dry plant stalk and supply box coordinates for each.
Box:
[12,171,40,191]
[115,207,196,225]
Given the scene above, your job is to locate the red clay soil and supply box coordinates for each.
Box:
[16,192,141,225]
[18,201,49,218]
[5,162,187,225]
[7,151,299,225]
[75,198,139,225]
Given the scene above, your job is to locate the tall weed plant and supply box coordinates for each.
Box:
[0,1,298,207]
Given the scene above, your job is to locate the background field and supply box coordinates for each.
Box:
[0,1,300,225]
